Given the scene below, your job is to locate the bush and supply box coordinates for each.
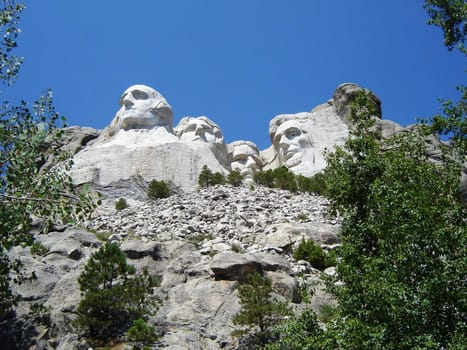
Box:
[233,272,291,346]
[227,170,243,187]
[254,167,330,196]
[115,198,129,211]
[75,243,158,341]
[198,165,225,187]
[293,239,328,270]
[127,318,157,344]
[212,171,225,185]
[30,241,49,256]
[296,173,328,196]
[147,179,170,200]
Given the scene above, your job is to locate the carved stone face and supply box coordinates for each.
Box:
[273,120,313,168]
[177,117,224,148]
[230,142,262,178]
[116,85,173,130]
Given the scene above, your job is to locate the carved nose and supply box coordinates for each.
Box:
[279,135,289,147]
[245,158,257,168]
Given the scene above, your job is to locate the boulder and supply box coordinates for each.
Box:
[258,222,339,253]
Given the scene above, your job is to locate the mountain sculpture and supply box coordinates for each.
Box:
[71,83,385,192]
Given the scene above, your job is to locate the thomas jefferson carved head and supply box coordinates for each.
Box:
[175,116,224,146]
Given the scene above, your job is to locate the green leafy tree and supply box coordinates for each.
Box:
[227,169,244,187]
[0,1,95,318]
[76,243,158,341]
[296,173,329,196]
[322,91,466,349]
[198,165,225,187]
[264,310,324,350]
[147,179,170,200]
[253,169,276,188]
[233,272,291,347]
[424,0,467,53]
[198,165,214,188]
[212,171,225,185]
[254,166,298,192]
[274,166,298,192]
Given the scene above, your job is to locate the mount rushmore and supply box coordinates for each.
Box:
[70,82,404,192]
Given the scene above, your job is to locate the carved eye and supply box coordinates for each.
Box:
[185,124,197,132]
[132,90,149,100]
[286,128,301,139]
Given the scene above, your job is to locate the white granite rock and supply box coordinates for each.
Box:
[264,103,349,176]
[71,86,229,191]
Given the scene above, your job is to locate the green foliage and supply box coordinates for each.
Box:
[198,165,225,187]
[0,1,24,84]
[227,169,243,186]
[76,243,158,341]
[147,179,170,200]
[30,241,49,256]
[424,0,467,53]
[293,239,334,270]
[254,167,328,195]
[317,304,336,323]
[127,318,157,344]
[0,1,95,318]
[296,173,329,196]
[254,166,297,192]
[115,197,129,211]
[264,310,324,350]
[28,302,51,326]
[322,90,467,349]
[429,84,467,156]
[233,272,291,346]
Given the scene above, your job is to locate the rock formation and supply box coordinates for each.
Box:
[69,82,377,191]
[71,85,229,192]
[228,140,263,181]
[6,185,340,349]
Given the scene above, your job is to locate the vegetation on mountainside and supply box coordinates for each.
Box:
[243,4,466,347]
[198,165,225,187]
[0,1,95,319]
[226,169,244,186]
[75,243,159,343]
[253,167,329,196]
[424,0,467,53]
[115,197,129,210]
[233,272,292,348]
[293,239,336,270]
[147,179,171,199]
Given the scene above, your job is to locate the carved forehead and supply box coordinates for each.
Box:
[269,116,312,142]
[177,116,221,133]
[270,114,312,140]
[230,141,259,154]
[119,84,162,104]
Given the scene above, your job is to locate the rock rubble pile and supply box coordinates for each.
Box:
[7,185,340,350]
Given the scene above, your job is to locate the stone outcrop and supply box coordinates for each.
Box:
[6,185,339,349]
[68,83,373,192]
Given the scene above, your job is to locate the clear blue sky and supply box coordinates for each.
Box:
[4,0,465,150]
